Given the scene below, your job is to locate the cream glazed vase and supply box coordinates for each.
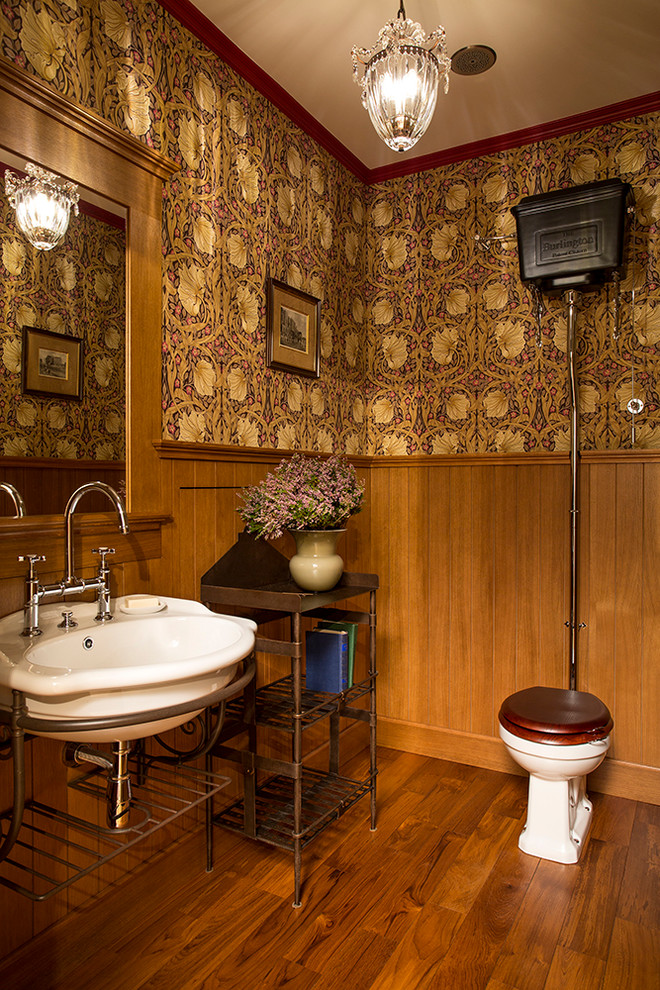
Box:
[288,529,345,591]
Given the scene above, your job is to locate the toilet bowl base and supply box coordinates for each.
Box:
[518,773,592,864]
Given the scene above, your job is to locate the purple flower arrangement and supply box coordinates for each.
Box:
[238,454,365,540]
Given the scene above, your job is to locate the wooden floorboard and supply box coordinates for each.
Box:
[1,748,658,990]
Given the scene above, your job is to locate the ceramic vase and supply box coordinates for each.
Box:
[288,529,345,591]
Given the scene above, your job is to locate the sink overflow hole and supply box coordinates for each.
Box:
[83,637,94,650]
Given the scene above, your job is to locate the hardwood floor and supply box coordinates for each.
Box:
[1,747,658,990]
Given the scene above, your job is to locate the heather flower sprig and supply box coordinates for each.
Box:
[238,454,364,540]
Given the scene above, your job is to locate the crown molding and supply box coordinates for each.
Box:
[368,90,660,183]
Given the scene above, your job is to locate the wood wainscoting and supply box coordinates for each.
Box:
[153,443,660,804]
[364,451,660,806]
[153,442,373,743]
[0,457,125,516]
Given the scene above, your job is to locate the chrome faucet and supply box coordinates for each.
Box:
[0,482,26,517]
[64,481,129,585]
[20,482,129,636]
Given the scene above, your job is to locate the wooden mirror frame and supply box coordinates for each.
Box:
[0,58,177,519]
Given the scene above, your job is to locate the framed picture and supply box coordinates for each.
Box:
[266,277,321,378]
[22,326,83,400]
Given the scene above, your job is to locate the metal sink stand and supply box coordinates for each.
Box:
[0,657,254,901]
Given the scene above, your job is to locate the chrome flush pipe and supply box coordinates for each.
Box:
[566,290,580,691]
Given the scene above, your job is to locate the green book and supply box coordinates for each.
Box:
[316,620,358,687]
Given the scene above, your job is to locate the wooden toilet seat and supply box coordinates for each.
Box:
[499,686,613,745]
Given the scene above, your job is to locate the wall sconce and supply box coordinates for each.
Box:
[351,1,451,153]
[4,162,79,251]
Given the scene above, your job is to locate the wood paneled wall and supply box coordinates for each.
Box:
[154,447,373,756]
[152,445,371,605]
[0,458,125,516]
[581,457,660,780]
[365,452,660,804]
[368,458,569,730]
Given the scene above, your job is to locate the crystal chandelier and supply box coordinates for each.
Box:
[4,163,79,251]
[351,1,451,153]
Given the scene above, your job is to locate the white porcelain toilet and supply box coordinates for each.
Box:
[499,686,613,864]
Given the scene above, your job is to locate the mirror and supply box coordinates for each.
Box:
[0,149,127,513]
[0,57,176,521]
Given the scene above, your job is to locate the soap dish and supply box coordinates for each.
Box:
[118,595,167,614]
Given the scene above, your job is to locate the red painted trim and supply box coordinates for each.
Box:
[79,201,125,230]
[158,2,659,185]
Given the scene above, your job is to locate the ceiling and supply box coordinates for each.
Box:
[183,0,660,172]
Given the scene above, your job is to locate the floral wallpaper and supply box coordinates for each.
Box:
[363,133,660,454]
[1,0,658,456]
[0,181,126,460]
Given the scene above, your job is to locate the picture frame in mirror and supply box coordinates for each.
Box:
[22,325,83,400]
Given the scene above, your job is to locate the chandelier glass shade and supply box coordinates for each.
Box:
[4,163,79,251]
[352,3,451,153]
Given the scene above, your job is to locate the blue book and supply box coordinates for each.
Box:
[305,628,349,693]
[316,620,357,688]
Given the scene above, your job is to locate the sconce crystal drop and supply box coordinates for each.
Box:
[4,163,79,251]
[351,2,451,153]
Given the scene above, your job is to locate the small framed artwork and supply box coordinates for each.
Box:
[266,277,321,378]
[22,326,83,400]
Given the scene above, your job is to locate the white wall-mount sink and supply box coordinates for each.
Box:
[0,596,256,742]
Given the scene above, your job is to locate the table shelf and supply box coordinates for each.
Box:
[224,672,375,731]
[213,767,373,851]
[201,533,378,907]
